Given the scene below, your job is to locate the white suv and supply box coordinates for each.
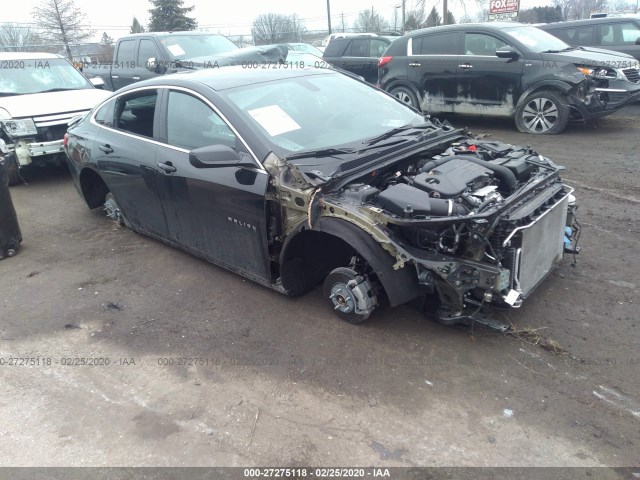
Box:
[0,52,109,184]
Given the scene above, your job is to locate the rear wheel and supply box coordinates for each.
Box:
[323,267,378,324]
[515,90,569,134]
[390,86,420,110]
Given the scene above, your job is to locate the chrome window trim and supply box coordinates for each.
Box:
[89,84,266,174]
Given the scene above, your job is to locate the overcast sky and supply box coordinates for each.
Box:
[12,0,553,41]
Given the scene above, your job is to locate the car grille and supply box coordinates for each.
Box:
[31,110,90,128]
[622,67,640,83]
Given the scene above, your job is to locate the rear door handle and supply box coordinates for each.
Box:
[99,144,113,154]
[111,75,119,79]
[157,161,177,174]
[132,76,140,80]
[458,64,474,69]
[409,62,421,67]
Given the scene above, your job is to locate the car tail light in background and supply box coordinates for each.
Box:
[378,56,393,68]
[63,133,69,147]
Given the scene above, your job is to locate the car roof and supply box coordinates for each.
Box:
[0,52,65,60]
[121,31,228,39]
[122,65,337,92]
[537,16,640,28]
[406,22,528,37]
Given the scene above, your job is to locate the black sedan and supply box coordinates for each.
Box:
[64,67,580,329]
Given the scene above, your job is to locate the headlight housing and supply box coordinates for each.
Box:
[577,66,617,79]
[1,118,38,138]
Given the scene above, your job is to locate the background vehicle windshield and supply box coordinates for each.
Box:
[159,34,238,60]
[0,58,92,96]
[223,72,425,155]
[503,26,570,53]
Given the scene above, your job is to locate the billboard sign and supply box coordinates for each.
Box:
[489,0,520,15]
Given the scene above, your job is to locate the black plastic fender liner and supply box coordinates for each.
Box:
[0,156,22,257]
[313,217,421,307]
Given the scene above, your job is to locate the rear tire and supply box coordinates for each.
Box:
[515,90,569,135]
[390,86,420,110]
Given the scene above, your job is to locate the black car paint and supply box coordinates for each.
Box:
[323,35,395,83]
[378,23,640,122]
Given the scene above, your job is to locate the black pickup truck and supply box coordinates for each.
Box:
[83,32,287,91]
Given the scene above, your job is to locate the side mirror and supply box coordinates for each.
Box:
[189,145,253,169]
[89,77,105,89]
[147,57,161,73]
[496,47,520,60]
[635,37,640,46]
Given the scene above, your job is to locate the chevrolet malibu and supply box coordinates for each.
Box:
[64,67,580,329]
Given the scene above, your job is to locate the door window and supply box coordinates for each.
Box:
[414,32,459,55]
[166,90,237,150]
[551,26,594,45]
[115,40,136,67]
[137,39,159,68]
[464,33,509,56]
[369,39,389,57]
[94,100,115,127]
[114,90,158,138]
[345,39,369,57]
[599,22,640,45]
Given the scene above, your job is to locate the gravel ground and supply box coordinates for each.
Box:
[0,104,638,470]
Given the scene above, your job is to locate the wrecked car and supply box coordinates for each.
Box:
[64,67,580,329]
[378,23,640,134]
[0,52,110,184]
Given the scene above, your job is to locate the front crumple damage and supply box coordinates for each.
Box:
[265,128,581,329]
[553,65,640,119]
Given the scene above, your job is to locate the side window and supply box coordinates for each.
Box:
[324,38,349,57]
[115,40,136,66]
[114,90,158,138]
[620,22,640,43]
[369,39,389,57]
[166,90,237,150]
[416,32,459,55]
[576,26,594,45]
[549,28,575,44]
[94,100,115,127]
[345,39,369,57]
[137,39,159,68]
[464,33,508,56]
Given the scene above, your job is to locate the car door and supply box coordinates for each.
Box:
[94,87,169,237]
[406,31,460,113]
[339,38,373,81]
[111,39,137,90]
[456,32,524,115]
[154,88,272,281]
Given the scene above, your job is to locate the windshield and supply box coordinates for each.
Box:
[0,58,92,96]
[503,25,570,53]
[222,72,425,156]
[159,34,238,60]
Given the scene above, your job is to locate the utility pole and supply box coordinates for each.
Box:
[402,0,406,33]
[327,0,332,34]
[443,0,448,25]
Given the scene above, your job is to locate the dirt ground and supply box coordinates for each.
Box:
[1,104,639,470]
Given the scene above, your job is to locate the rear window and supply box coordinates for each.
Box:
[413,32,459,55]
[324,38,349,57]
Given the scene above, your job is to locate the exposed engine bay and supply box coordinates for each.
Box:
[276,135,582,330]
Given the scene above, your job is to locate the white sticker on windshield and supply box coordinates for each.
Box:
[248,105,301,137]
[167,44,185,56]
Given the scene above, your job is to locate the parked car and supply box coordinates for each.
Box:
[82,32,287,91]
[284,43,324,56]
[378,23,640,134]
[0,52,110,184]
[64,67,580,329]
[323,33,398,83]
[537,16,640,61]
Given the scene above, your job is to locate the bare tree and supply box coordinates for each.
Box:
[353,8,389,33]
[32,0,94,61]
[252,13,306,44]
[0,23,44,52]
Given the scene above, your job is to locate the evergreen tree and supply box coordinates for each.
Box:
[148,0,197,32]
[130,16,145,34]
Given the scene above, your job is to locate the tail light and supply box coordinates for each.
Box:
[378,56,393,68]
[63,133,69,147]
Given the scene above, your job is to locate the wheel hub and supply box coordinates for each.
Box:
[329,283,356,314]
[104,197,121,222]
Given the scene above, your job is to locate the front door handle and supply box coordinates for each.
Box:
[132,76,140,80]
[409,62,421,67]
[458,64,474,69]
[157,161,177,174]
[99,144,113,154]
